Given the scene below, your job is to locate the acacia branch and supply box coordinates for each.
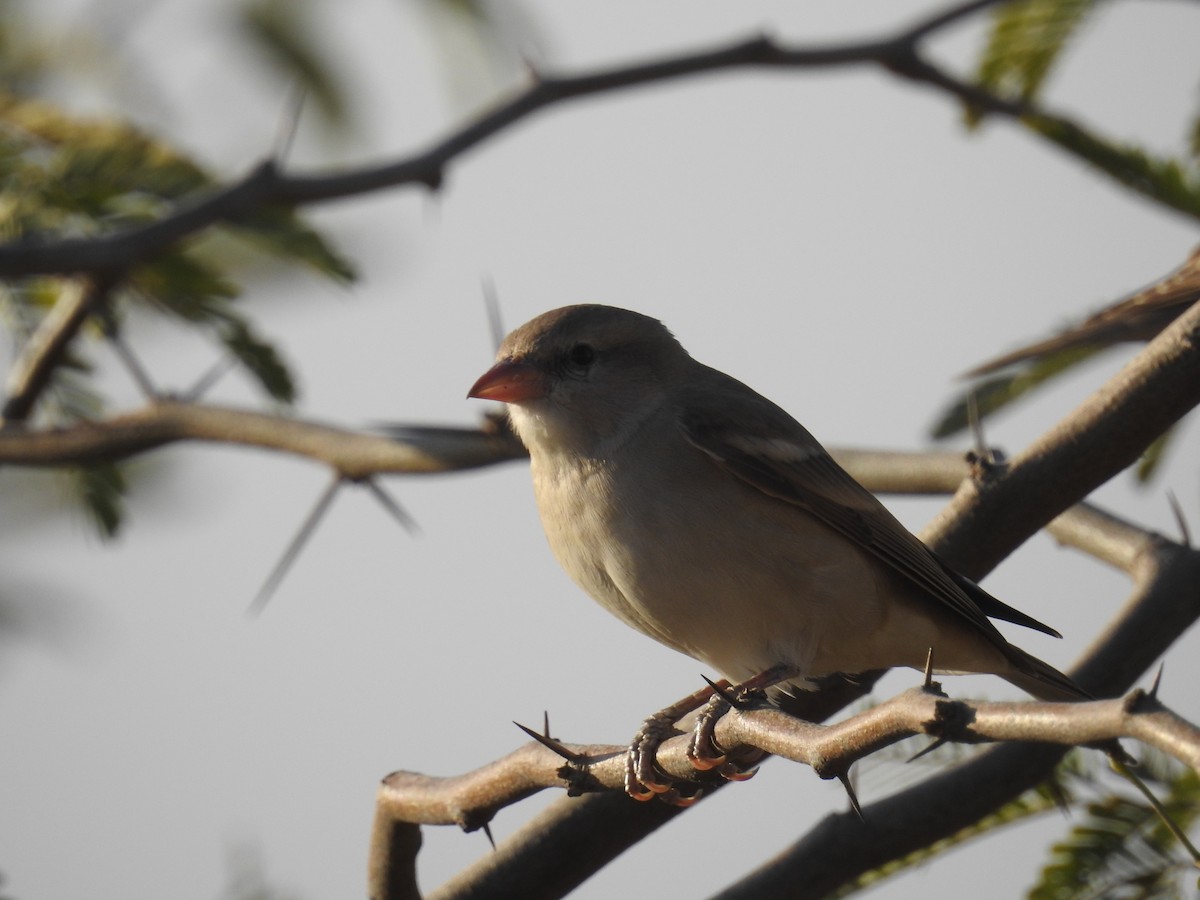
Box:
[0,401,524,477]
[924,297,1200,580]
[7,0,1192,280]
[1,277,111,422]
[375,688,1200,832]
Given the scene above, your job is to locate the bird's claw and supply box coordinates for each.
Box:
[659,786,703,807]
[625,670,785,799]
[687,694,732,770]
[719,761,760,782]
[625,712,682,799]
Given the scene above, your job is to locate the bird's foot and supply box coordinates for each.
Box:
[688,693,732,770]
[687,680,773,770]
[625,711,684,800]
[625,707,756,803]
[624,678,740,800]
[625,666,794,800]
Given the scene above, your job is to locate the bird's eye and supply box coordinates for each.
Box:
[567,343,597,369]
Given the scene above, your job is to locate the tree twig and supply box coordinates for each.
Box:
[2,277,111,422]
[0,401,526,476]
[4,0,1193,280]
[925,296,1200,581]
[376,688,1200,831]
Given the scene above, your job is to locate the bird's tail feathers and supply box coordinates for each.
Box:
[1003,647,1091,701]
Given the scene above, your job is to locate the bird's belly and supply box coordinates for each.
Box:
[534,456,920,683]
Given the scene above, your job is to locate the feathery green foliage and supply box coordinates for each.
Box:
[238,0,350,129]
[0,93,352,533]
[932,343,1177,483]
[1135,430,1173,483]
[234,205,356,284]
[1030,763,1200,900]
[0,95,356,275]
[0,92,355,391]
[220,319,297,406]
[841,753,1200,899]
[967,2,1200,225]
[971,0,1100,122]
[930,345,1102,439]
[37,357,129,538]
[835,759,1077,897]
[126,253,297,403]
[73,460,126,539]
[1028,114,1200,223]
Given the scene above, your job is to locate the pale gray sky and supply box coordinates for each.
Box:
[2,1,1199,898]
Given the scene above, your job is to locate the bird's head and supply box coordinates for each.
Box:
[468,304,688,456]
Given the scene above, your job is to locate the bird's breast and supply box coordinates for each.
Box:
[528,446,891,681]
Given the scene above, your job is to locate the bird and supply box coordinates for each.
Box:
[468,304,1087,793]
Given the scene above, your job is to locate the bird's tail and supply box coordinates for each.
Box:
[1002,647,1092,701]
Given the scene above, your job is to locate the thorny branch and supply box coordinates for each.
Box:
[1,277,112,422]
[2,0,1193,282]
[924,298,1200,580]
[375,687,1200,830]
[0,402,525,476]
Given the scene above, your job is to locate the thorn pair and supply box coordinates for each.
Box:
[513,713,583,764]
[249,474,418,614]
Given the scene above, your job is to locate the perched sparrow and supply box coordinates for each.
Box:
[470,305,1086,789]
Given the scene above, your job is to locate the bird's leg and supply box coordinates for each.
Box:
[689,663,799,771]
[626,679,731,800]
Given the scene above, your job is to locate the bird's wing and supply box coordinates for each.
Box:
[678,368,1054,645]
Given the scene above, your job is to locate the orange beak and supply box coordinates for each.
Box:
[467,359,549,403]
